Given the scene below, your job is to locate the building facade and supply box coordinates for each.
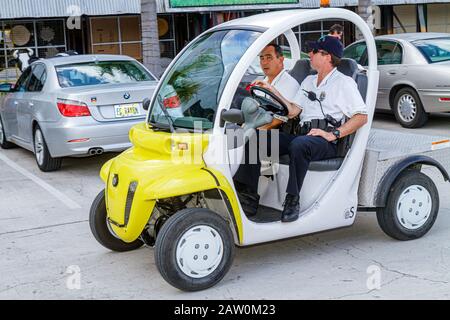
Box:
[1,0,450,81]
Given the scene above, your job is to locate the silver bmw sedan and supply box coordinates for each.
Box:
[0,54,158,171]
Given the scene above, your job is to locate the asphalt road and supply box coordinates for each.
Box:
[1,113,450,300]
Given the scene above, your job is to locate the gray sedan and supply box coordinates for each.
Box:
[0,55,158,171]
[344,33,450,128]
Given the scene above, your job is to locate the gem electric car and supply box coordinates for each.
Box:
[89,9,450,291]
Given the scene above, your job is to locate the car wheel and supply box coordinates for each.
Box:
[33,125,62,172]
[376,170,439,241]
[0,115,15,149]
[89,190,144,252]
[155,208,235,292]
[393,88,428,128]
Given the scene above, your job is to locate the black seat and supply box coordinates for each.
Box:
[279,58,368,171]
[289,59,316,85]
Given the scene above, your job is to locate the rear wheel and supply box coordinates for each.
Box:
[33,125,62,172]
[155,208,235,291]
[377,170,439,241]
[393,88,428,128]
[89,190,144,252]
[0,115,15,149]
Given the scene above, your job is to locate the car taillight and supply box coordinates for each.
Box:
[163,95,181,108]
[57,99,91,117]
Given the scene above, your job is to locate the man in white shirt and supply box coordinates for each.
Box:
[257,43,299,101]
[234,36,368,222]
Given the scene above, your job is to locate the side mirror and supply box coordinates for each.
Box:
[143,98,151,111]
[0,83,14,93]
[220,109,245,127]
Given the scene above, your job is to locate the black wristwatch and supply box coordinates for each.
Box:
[332,129,341,140]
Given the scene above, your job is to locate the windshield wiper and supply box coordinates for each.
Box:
[156,95,175,133]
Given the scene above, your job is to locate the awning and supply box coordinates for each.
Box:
[0,0,141,19]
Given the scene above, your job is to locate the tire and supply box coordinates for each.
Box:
[33,125,62,172]
[0,115,15,149]
[155,208,235,292]
[89,190,144,252]
[377,170,439,241]
[393,88,428,128]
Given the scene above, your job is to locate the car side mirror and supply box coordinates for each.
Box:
[0,83,14,93]
[220,109,245,127]
[143,98,151,111]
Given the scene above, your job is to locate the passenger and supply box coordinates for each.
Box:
[234,35,368,222]
[329,24,344,41]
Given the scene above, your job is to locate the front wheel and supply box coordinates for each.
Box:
[155,208,235,291]
[89,190,143,252]
[377,170,439,241]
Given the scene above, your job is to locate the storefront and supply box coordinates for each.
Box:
[155,0,351,63]
[0,0,142,82]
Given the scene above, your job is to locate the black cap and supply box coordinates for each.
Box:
[307,35,344,59]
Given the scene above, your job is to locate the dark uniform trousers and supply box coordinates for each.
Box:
[233,130,338,196]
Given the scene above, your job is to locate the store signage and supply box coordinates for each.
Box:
[169,0,298,8]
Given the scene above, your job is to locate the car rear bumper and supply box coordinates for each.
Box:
[41,118,145,158]
[419,90,450,113]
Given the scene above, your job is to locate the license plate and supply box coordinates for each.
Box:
[114,103,141,118]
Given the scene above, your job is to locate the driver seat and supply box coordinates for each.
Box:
[279,58,368,171]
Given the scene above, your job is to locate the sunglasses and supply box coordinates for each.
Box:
[311,48,329,55]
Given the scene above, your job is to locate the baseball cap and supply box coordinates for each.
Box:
[307,35,344,59]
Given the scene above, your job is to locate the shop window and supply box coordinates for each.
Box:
[393,5,417,33]
[91,18,119,44]
[92,44,120,55]
[122,43,142,61]
[120,16,141,42]
[427,4,450,33]
[3,22,35,49]
[36,20,65,47]
[297,20,346,53]
[158,15,176,59]
[0,19,66,81]
[90,16,142,61]
[37,47,66,59]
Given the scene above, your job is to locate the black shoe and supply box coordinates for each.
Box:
[237,191,260,217]
[281,194,300,223]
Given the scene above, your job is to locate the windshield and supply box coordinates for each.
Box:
[148,29,261,130]
[56,60,155,88]
[413,38,450,63]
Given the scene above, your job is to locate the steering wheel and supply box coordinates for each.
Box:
[250,85,289,117]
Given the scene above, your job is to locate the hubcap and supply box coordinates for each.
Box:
[176,225,224,279]
[396,185,432,230]
[34,129,44,165]
[397,94,417,123]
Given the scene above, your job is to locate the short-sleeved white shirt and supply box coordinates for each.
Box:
[293,68,367,124]
[262,69,300,102]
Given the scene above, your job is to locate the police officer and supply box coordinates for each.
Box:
[234,35,368,222]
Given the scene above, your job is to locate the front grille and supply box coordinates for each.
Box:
[124,181,138,226]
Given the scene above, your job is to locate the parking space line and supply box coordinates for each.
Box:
[0,152,81,210]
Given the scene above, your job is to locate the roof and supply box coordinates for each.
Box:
[376,32,450,41]
[42,54,135,66]
[0,0,141,19]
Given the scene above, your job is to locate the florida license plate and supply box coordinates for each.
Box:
[114,103,141,118]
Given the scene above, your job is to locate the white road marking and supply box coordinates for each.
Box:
[0,152,81,210]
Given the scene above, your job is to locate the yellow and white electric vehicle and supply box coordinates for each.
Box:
[90,8,450,291]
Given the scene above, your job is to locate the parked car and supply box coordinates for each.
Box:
[0,54,158,171]
[343,33,450,128]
